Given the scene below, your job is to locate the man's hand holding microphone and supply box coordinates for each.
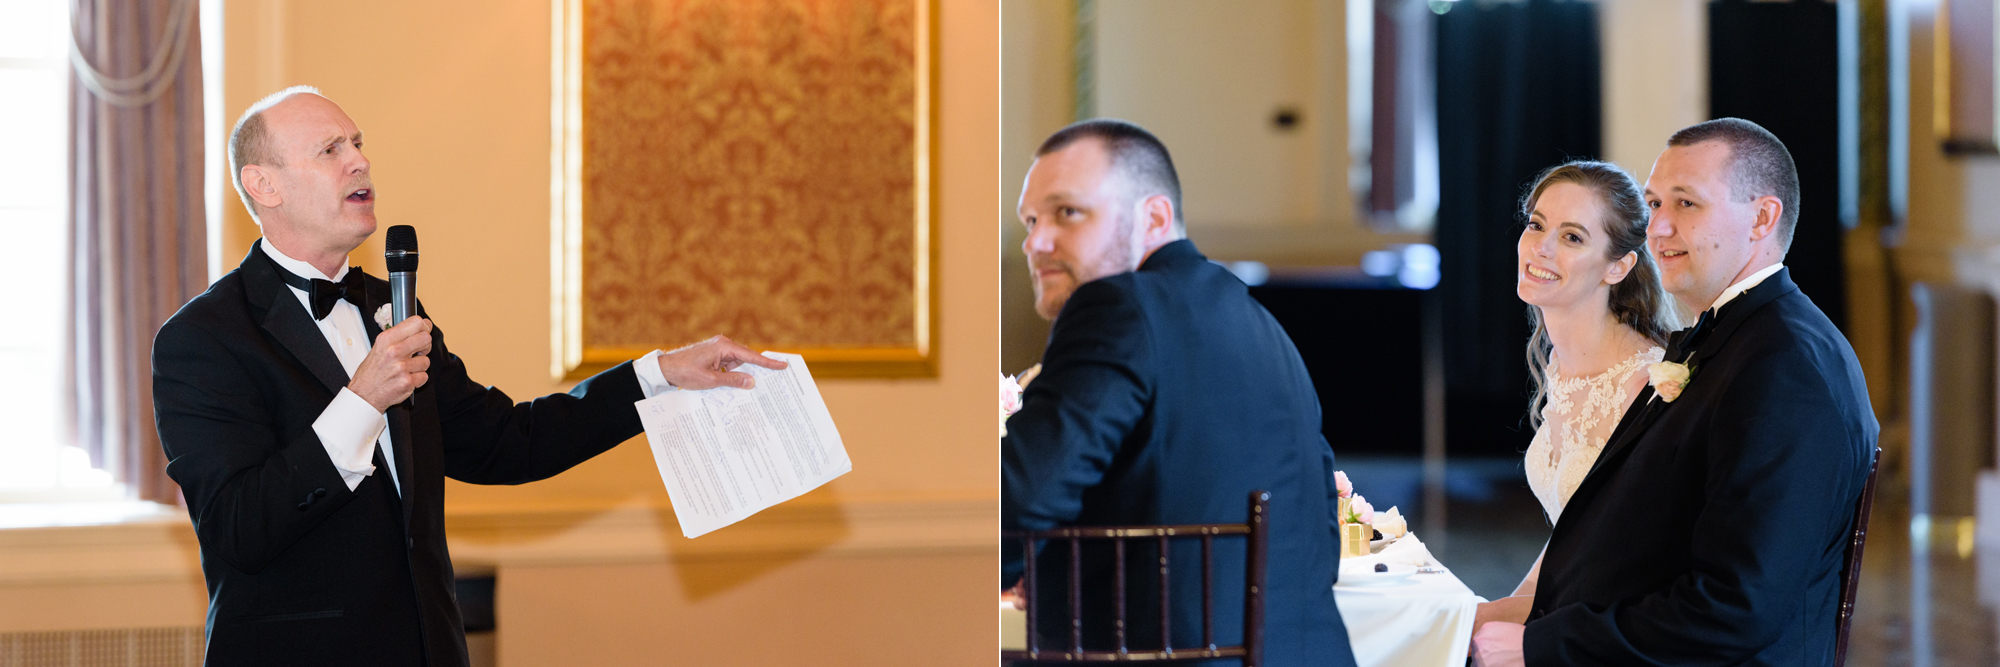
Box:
[349,316,433,413]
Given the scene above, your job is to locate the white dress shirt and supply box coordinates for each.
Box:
[1708,262,1785,314]
[263,240,679,495]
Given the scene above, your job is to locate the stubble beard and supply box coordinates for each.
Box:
[1031,213,1139,321]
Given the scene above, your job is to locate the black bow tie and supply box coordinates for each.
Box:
[273,264,368,321]
[1668,307,1719,361]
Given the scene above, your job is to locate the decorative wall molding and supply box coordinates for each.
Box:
[445,493,994,567]
[0,494,994,589]
[0,510,199,589]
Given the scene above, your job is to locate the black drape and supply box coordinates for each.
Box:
[1710,0,1846,332]
[1434,0,1602,456]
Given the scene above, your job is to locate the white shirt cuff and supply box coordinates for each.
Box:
[314,388,386,491]
[633,350,678,398]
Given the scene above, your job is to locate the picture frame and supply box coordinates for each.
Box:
[550,0,941,381]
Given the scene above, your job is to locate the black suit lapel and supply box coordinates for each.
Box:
[388,405,416,524]
[244,240,351,395]
[1687,268,1800,369]
[351,271,415,518]
[1566,267,1803,517]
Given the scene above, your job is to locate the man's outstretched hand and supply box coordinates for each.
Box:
[349,316,433,412]
[659,336,787,390]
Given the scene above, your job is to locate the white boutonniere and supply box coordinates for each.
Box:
[1648,361,1692,402]
[374,304,393,330]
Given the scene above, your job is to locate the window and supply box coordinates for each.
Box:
[0,0,115,497]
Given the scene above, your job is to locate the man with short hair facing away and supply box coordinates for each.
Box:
[153,87,783,666]
[1001,118,1357,666]
[1470,118,1877,666]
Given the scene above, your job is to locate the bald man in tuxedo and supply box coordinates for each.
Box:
[152,86,782,666]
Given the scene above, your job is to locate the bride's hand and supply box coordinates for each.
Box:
[1469,596,1534,655]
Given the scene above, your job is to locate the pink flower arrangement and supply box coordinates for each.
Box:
[1334,470,1353,498]
[1346,494,1375,525]
[999,364,1041,437]
[1000,374,1024,416]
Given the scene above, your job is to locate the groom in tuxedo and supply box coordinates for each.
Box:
[1472,119,1877,666]
[1001,119,1354,665]
[152,86,782,666]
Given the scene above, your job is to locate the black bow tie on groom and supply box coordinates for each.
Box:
[1667,307,1721,362]
[271,263,368,321]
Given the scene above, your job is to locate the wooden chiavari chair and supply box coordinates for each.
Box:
[1833,448,1881,666]
[1002,491,1269,665]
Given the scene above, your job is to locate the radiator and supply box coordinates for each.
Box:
[0,627,203,667]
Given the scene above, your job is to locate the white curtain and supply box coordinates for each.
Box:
[62,0,206,504]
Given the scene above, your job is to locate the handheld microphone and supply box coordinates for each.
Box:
[385,225,419,327]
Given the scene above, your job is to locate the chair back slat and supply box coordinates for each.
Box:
[1115,537,1128,653]
[1070,536,1083,655]
[1246,492,1268,667]
[1158,533,1172,658]
[1202,534,1215,651]
[1834,448,1881,667]
[1001,491,1270,663]
[1023,534,1038,655]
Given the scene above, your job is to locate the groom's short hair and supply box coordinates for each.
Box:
[1037,118,1185,234]
[1667,118,1801,250]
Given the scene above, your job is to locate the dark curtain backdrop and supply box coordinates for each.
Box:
[1710,0,1846,332]
[1434,0,1601,457]
[62,0,206,504]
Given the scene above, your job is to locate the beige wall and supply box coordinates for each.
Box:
[1081,0,1420,263]
[219,0,996,502]
[1901,0,2000,313]
[999,0,1070,374]
[1907,1,1970,279]
[1094,0,1340,232]
[1599,0,1706,181]
[998,0,1421,371]
[1,0,998,664]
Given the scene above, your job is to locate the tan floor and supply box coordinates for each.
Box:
[1404,456,1999,666]
[1845,491,1999,666]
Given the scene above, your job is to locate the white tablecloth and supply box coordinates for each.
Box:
[998,533,1482,665]
[1335,533,1483,667]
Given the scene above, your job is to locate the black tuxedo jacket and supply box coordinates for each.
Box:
[1525,268,1877,666]
[152,241,646,667]
[1001,240,1355,666]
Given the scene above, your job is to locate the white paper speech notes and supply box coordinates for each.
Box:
[635,352,852,538]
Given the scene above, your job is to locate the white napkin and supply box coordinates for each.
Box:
[1341,532,1434,570]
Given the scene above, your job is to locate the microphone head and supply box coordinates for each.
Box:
[386,225,418,253]
[385,225,419,272]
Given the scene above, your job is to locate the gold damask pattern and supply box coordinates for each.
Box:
[583,0,918,353]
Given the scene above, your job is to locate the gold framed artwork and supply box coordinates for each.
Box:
[551,0,940,381]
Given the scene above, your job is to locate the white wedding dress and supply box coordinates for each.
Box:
[1524,346,1665,524]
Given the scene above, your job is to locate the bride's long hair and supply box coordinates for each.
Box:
[1522,161,1679,427]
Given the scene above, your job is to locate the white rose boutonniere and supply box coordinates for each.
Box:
[1648,361,1692,402]
[374,304,394,330]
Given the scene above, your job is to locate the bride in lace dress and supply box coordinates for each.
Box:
[1471,161,1680,636]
